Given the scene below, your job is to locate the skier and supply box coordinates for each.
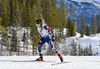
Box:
[35,18,63,62]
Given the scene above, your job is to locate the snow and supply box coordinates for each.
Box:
[72,0,94,2]
[65,32,100,55]
[72,0,100,8]
[0,56,100,69]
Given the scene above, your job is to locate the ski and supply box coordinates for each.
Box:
[51,61,70,65]
[12,60,55,62]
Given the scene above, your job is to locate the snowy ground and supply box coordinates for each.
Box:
[0,56,100,69]
[65,32,100,55]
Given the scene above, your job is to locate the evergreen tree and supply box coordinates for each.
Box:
[78,44,81,56]
[86,46,89,56]
[22,0,27,27]
[45,0,54,28]
[67,18,76,37]
[16,0,22,27]
[56,7,62,29]
[86,25,90,36]
[80,48,83,56]
[83,14,86,33]
[9,0,16,26]
[81,14,84,29]
[26,3,32,27]
[0,17,2,24]
[70,3,73,19]
[70,40,77,55]
[91,14,96,34]
[51,0,57,29]
[83,47,86,56]
[89,44,93,56]
[30,4,39,55]
[36,0,42,18]
[60,0,67,28]
[10,29,17,52]
[71,21,76,36]
[80,28,84,37]
[56,7,63,41]
[41,0,46,19]
[77,15,81,33]
[66,3,69,20]
[80,14,86,34]
[67,18,72,37]
[0,1,2,17]
[0,0,10,27]
[96,14,100,33]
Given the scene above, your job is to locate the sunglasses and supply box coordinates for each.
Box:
[36,22,41,26]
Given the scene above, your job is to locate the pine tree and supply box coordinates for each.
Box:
[71,21,76,36]
[91,14,96,34]
[70,3,73,19]
[36,0,42,18]
[51,0,57,29]
[10,29,17,52]
[67,18,72,37]
[16,0,22,27]
[80,14,86,34]
[0,0,10,27]
[77,15,81,33]
[83,14,86,33]
[56,7,62,41]
[70,40,77,55]
[78,43,81,56]
[56,7,62,29]
[0,1,2,17]
[41,0,46,19]
[45,0,54,28]
[80,28,84,37]
[66,3,69,20]
[80,48,83,56]
[86,25,90,36]
[26,3,32,27]
[83,47,87,56]
[9,0,16,26]
[86,46,89,56]
[96,14,100,33]
[67,18,76,37]
[22,0,27,27]
[81,14,84,29]
[60,0,67,28]
[0,17,2,24]
[89,44,93,56]
[30,4,39,55]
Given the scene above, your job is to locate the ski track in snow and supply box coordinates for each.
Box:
[0,56,100,69]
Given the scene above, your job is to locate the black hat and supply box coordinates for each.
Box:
[36,20,41,26]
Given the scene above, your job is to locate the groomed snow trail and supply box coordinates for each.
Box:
[0,56,100,69]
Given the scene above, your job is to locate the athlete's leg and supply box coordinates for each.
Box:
[45,37,63,62]
[45,37,58,53]
[38,38,45,54]
[36,38,45,61]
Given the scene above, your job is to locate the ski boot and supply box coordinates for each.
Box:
[36,54,43,61]
[59,55,63,62]
[56,52,63,62]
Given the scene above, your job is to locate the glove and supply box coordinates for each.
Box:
[52,38,55,42]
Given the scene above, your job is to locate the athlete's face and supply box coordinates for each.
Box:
[36,24,41,27]
[36,21,41,27]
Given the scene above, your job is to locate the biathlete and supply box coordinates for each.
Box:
[35,18,63,62]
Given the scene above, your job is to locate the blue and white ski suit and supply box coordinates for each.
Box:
[37,21,58,54]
